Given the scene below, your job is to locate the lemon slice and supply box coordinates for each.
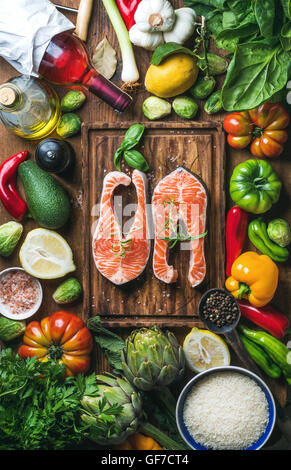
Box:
[183,328,230,373]
[19,229,76,279]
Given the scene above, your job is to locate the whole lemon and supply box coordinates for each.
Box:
[145,54,199,98]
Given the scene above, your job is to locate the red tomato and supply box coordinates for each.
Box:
[18,311,93,376]
[223,102,290,158]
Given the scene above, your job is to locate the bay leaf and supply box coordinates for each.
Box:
[92,37,117,80]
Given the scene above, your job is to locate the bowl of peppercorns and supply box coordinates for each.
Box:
[199,288,241,334]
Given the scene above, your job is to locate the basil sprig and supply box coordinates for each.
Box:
[114,124,150,172]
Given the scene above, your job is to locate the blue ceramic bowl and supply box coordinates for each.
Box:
[176,366,276,450]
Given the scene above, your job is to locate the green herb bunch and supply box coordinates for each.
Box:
[0,349,99,450]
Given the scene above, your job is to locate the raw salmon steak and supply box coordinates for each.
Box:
[152,167,207,287]
[92,170,150,285]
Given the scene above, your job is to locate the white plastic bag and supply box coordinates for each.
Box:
[0,0,74,76]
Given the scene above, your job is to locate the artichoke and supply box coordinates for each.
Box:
[80,373,143,446]
[121,326,185,391]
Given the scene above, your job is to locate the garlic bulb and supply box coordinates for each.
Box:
[134,0,175,33]
[129,24,164,50]
[163,8,197,44]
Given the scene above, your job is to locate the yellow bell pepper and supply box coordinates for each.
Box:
[116,433,163,450]
[225,251,278,307]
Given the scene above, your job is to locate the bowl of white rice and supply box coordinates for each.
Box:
[176,366,276,450]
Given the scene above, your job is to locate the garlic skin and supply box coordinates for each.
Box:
[134,0,175,33]
[163,8,197,44]
[129,24,164,50]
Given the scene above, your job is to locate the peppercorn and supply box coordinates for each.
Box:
[201,290,239,328]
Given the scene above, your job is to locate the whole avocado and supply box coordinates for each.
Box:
[18,161,71,229]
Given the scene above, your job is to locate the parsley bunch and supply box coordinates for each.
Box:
[0,349,99,450]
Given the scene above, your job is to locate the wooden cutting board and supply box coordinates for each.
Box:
[82,121,225,327]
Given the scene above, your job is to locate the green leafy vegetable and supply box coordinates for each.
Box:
[0,349,98,450]
[281,0,291,19]
[124,150,149,172]
[253,0,275,38]
[221,41,290,111]
[281,21,291,51]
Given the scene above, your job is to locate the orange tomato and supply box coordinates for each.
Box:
[18,311,93,376]
[223,102,290,158]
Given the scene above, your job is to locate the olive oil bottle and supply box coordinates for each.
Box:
[0,76,61,140]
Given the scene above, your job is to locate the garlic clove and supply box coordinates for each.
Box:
[129,24,164,50]
[163,8,197,44]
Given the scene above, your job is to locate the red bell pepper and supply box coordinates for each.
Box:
[0,151,29,220]
[238,300,289,339]
[116,0,142,30]
[226,206,248,276]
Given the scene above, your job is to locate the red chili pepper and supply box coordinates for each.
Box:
[116,0,142,30]
[226,206,248,276]
[238,300,289,339]
[0,151,29,220]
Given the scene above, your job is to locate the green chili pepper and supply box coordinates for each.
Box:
[248,217,289,262]
[240,333,282,379]
[239,324,291,379]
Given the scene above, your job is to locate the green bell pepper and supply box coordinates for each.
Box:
[248,217,289,262]
[230,159,282,214]
[240,333,282,379]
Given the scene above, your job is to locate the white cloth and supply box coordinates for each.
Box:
[0,0,74,76]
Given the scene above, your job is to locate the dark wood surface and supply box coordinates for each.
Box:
[84,121,225,327]
[0,0,290,409]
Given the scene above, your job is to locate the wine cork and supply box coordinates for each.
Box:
[0,87,17,106]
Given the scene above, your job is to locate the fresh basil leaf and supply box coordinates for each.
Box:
[151,42,194,66]
[253,0,275,38]
[113,147,123,171]
[123,123,145,146]
[124,150,149,172]
[280,21,291,51]
[222,41,290,111]
[281,0,291,19]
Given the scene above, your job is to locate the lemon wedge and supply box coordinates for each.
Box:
[19,228,76,279]
[183,328,230,373]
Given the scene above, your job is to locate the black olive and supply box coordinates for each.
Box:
[35,138,75,174]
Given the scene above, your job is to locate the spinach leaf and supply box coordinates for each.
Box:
[215,12,258,51]
[184,0,228,11]
[221,41,290,111]
[253,0,275,38]
[280,21,291,51]
[281,0,291,19]
[227,0,253,20]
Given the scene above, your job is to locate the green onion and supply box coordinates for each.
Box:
[102,0,139,84]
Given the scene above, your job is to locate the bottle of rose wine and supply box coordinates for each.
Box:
[39,32,132,113]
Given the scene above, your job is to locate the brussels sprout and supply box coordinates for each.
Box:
[0,316,26,342]
[172,96,198,119]
[61,90,86,112]
[190,75,216,100]
[0,221,23,257]
[53,277,83,304]
[204,90,223,114]
[57,113,82,138]
[267,218,291,247]
[142,96,171,120]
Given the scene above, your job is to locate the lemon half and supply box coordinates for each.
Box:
[183,328,230,373]
[19,228,76,279]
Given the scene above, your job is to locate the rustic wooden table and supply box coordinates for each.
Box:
[0,0,290,448]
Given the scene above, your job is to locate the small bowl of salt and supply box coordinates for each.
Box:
[0,267,43,320]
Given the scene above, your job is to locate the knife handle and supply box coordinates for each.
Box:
[75,0,94,42]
